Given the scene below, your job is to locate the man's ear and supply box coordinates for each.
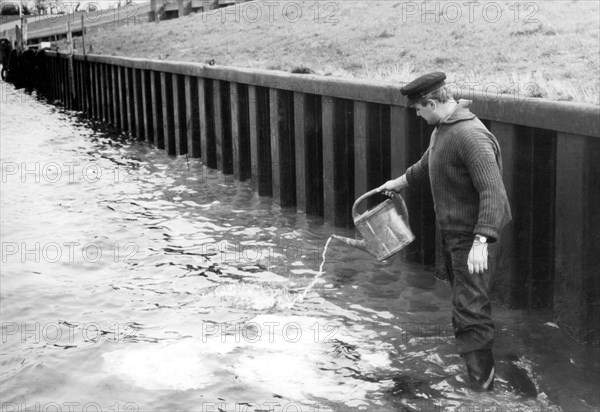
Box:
[426,99,437,110]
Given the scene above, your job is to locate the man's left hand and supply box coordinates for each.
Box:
[468,239,488,275]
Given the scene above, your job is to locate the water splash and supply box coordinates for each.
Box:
[292,235,334,305]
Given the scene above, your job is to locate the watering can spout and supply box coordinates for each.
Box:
[331,235,368,252]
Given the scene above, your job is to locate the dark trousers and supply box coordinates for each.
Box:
[441,230,496,354]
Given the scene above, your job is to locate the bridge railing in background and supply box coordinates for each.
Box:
[42,51,600,344]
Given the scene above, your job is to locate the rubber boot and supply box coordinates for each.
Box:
[463,349,495,391]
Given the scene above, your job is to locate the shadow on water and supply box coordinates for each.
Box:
[1,83,599,411]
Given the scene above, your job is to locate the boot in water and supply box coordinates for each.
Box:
[463,349,495,391]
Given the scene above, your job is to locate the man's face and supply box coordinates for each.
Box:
[413,100,439,125]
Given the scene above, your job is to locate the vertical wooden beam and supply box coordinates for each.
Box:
[150,70,164,149]
[111,65,119,128]
[248,85,259,188]
[161,72,175,154]
[94,63,101,120]
[185,76,201,157]
[98,63,103,121]
[124,67,132,134]
[213,80,224,171]
[198,78,209,165]
[220,81,233,174]
[322,97,354,226]
[294,92,323,216]
[133,68,141,138]
[104,64,110,123]
[141,70,150,141]
[269,88,296,207]
[198,78,216,168]
[172,73,187,155]
[554,132,600,343]
[230,83,251,181]
[353,101,368,200]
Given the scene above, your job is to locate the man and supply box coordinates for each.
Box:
[378,72,511,391]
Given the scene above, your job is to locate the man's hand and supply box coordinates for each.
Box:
[468,238,488,274]
[377,175,408,197]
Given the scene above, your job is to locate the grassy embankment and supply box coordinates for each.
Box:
[71,0,599,104]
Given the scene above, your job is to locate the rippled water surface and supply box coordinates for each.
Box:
[1,83,599,411]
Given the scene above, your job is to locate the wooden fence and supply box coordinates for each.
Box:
[41,51,600,344]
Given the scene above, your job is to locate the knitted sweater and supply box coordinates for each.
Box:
[405,105,512,242]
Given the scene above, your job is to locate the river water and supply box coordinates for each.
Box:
[1,82,598,411]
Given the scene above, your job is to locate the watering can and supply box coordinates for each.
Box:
[332,189,415,261]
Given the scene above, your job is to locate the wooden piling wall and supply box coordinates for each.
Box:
[43,51,600,344]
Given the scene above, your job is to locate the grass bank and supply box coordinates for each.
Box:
[74,0,599,104]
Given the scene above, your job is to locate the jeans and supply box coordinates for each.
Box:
[441,230,496,354]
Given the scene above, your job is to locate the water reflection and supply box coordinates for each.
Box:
[1,83,598,411]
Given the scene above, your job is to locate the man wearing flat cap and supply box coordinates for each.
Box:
[378,72,511,391]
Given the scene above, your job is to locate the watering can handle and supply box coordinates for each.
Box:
[351,189,410,223]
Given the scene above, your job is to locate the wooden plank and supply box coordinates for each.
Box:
[161,72,175,155]
[198,78,209,165]
[150,70,164,149]
[353,101,368,200]
[231,82,241,179]
[293,92,322,216]
[103,64,110,122]
[172,73,187,155]
[271,88,296,207]
[141,69,149,140]
[554,132,600,343]
[124,67,133,134]
[232,83,251,181]
[219,81,233,174]
[214,80,224,171]
[322,96,335,224]
[111,65,119,128]
[185,76,201,157]
[269,88,281,204]
[294,92,307,212]
[133,68,141,139]
[96,63,102,120]
[248,85,259,188]
[96,63,103,120]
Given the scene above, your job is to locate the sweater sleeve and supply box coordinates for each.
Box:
[405,148,430,187]
[460,130,509,242]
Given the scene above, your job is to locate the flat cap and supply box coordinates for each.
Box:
[400,72,447,100]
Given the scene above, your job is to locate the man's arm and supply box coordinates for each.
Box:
[461,130,509,243]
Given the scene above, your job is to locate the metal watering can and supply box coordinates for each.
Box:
[332,189,415,261]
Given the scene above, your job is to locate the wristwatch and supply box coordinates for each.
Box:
[475,235,487,244]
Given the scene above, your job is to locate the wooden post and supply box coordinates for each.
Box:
[554,133,600,343]
[185,76,201,157]
[269,88,296,207]
[322,97,354,227]
[353,101,368,200]
[178,0,185,17]
[294,92,323,216]
[150,70,164,148]
[213,80,232,173]
[230,83,251,180]
[248,85,272,196]
[111,65,119,128]
[133,69,141,139]
[198,78,216,168]
[66,22,76,108]
[125,67,133,134]
[172,73,187,155]
[141,70,153,141]
[161,72,175,154]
